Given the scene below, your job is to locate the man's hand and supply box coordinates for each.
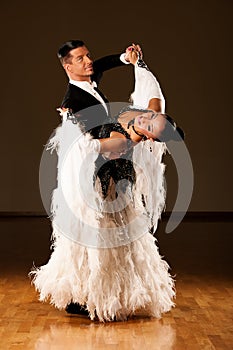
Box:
[99,132,128,156]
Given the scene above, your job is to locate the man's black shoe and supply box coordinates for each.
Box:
[65,302,89,316]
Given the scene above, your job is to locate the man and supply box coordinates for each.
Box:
[57,40,141,316]
[57,40,142,138]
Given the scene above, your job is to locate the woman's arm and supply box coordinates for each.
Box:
[127,49,165,112]
[148,98,163,113]
[98,134,127,154]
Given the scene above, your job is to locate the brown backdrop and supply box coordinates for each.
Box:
[0,0,232,213]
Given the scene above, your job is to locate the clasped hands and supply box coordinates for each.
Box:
[124,43,142,65]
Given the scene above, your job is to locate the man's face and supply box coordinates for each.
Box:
[64,46,94,81]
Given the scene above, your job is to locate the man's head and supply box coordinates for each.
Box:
[57,40,94,81]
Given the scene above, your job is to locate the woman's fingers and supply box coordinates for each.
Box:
[132,43,143,58]
[126,50,138,65]
[56,107,69,116]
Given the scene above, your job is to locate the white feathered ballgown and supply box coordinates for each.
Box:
[30,60,175,322]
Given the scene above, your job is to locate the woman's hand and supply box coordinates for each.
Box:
[56,107,69,117]
[106,152,124,160]
[127,50,139,65]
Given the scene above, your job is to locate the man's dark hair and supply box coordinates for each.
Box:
[57,40,85,63]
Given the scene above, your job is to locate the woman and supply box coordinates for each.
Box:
[30,47,182,322]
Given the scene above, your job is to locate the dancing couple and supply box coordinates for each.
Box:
[30,40,184,322]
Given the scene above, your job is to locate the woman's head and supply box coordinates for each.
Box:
[134,112,184,141]
[134,111,166,139]
[118,106,184,142]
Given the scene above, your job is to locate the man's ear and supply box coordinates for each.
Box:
[63,63,71,73]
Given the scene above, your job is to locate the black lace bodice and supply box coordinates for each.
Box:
[94,119,136,198]
[98,121,132,140]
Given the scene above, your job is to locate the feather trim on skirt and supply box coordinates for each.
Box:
[30,117,175,322]
[30,231,175,322]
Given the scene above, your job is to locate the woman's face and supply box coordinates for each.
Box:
[134,112,166,139]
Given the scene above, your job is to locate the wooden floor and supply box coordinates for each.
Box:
[0,217,232,349]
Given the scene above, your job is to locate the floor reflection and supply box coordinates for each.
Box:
[34,316,176,350]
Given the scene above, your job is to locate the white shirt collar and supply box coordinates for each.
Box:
[69,79,97,88]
